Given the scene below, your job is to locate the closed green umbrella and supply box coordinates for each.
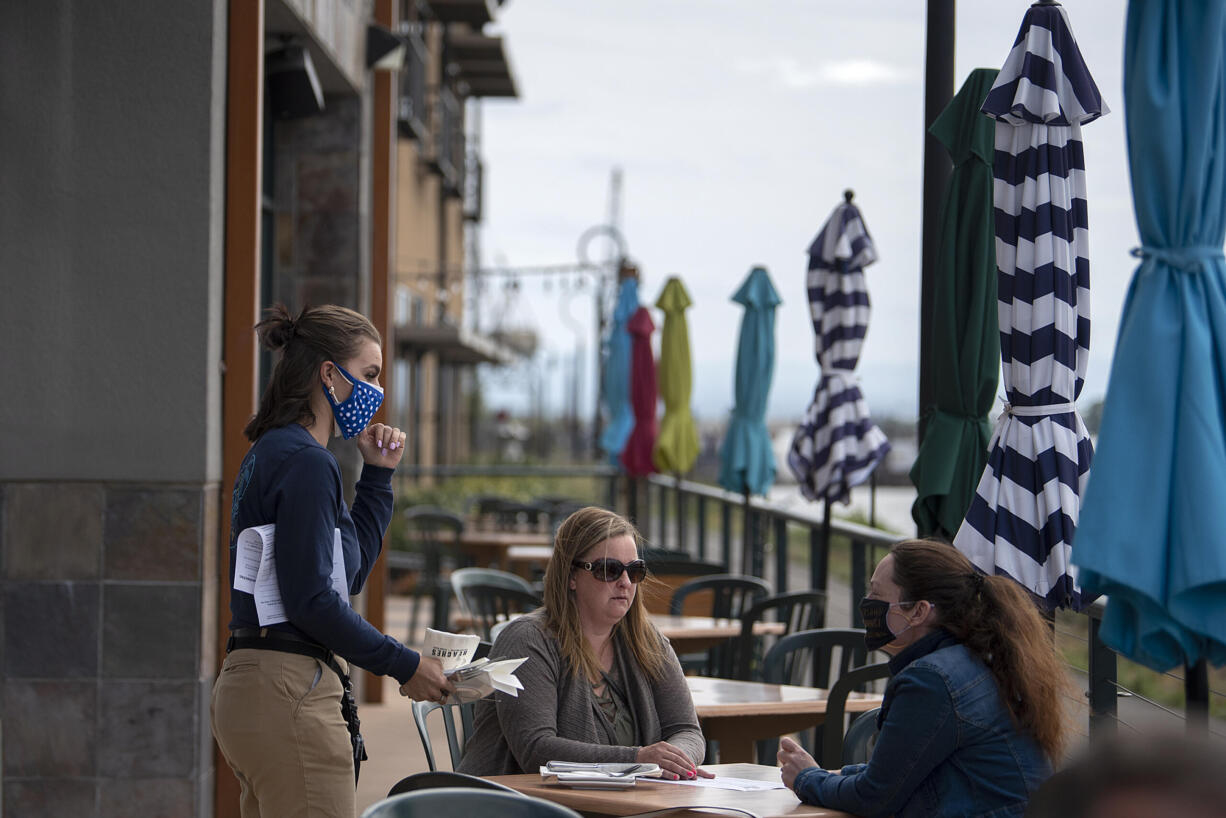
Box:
[653,277,699,474]
[910,67,1001,540]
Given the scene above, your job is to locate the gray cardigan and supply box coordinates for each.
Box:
[456,610,706,775]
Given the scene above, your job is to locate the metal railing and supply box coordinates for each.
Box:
[397,23,429,143]
[435,86,463,196]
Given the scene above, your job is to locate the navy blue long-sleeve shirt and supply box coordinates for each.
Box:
[227,423,420,683]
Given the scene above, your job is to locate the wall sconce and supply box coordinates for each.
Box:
[367,23,406,71]
[265,41,324,118]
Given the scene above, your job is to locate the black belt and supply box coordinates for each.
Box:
[225,626,368,782]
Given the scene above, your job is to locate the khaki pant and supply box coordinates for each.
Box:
[212,648,356,818]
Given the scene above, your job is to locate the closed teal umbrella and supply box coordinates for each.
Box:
[1075,0,1226,671]
[599,274,639,466]
[719,267,782,496]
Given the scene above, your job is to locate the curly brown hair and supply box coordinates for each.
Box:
[888,539,1071,761]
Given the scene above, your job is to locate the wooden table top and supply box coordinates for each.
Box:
[686,676,880,718]
[652,614,786,641]
[458,530,553,548]
[489,762,857,817]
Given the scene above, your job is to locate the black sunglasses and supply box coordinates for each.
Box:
[571,558,648,584]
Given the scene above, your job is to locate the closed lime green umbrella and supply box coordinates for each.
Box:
[909,67,1001,540]
[653,277,699,473]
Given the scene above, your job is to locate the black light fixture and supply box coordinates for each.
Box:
[265,40,325,119]
[366,23,406,71]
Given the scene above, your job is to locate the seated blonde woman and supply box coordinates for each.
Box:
[457,507,711,780]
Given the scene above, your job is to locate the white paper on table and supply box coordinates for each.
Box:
[651,776,785,791]
[234,525,349,626]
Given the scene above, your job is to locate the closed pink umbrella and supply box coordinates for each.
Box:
[620,306,658,477]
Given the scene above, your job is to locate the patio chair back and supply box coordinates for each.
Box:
[451,567,542,641]
[411,699,475,772]
[820,661,890,768]
[401,506,465,638]
[727,590,827,681]
[755,627,871,760]
[386,771,519,798]
[841,706,883,766]
[668,574,771,677]
[361,788,582,818]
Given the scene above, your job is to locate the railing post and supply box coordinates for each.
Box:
[645,480,654,544]
[658,480,669,549]
[1087,612,1118,740]
[606,471,618,511]
[774,516,789,593]
[851,539,867,627]
[697,495,708,561]
[748,505,764,578]
[721,501,732,569]
[675,479,687,557]
[809,525,828,598]
[1185,659,1210,733]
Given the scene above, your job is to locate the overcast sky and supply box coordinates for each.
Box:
[467,0,1133,424]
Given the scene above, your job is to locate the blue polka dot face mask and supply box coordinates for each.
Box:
[324,362,384,439]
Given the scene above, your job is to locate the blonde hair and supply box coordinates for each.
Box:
[542,507,667,683]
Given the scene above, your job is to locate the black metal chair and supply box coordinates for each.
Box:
[724,590,827,681]
[387,771,519,798]
[668,574,771,677]
[450,567,542,641]
[819,661,891,768]
[757,628,873,760]
[361,788,582,818]
[400,506,465,639]
[840,706,883,767]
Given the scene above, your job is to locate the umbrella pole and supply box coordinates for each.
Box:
[1185,659,1209,731]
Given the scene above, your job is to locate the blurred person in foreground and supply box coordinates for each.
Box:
[212,305,453,817]
[778,539,1068,817]
[458,506,711,780]
[1026,730,1226,818]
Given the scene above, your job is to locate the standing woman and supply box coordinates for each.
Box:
[212,304,453,817]
[779,539,1068,818]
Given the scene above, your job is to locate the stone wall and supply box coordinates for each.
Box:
[1,482,218,815]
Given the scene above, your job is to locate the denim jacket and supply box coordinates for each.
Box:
[792,629,1051,818]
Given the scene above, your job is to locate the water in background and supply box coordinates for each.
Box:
[766,482,918,537]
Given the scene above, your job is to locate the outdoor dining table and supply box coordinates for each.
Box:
[486,762,859,817]
[458,530,553,572]
[687,676,882,764]
[651,614,786,655]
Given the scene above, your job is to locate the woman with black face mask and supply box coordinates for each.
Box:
[778,539,1069,818]
[212,304,454,817]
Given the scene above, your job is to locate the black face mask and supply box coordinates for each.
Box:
[859,597,895,651]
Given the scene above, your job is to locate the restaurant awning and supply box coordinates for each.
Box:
[426,0,496,27]
[395,323,518,365]
[447,33,518,98]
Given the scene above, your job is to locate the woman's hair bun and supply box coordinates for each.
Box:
[254,303,298,351]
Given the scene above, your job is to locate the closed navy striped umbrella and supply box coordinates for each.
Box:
[953,3,1106,611]
[787,199,890,503]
